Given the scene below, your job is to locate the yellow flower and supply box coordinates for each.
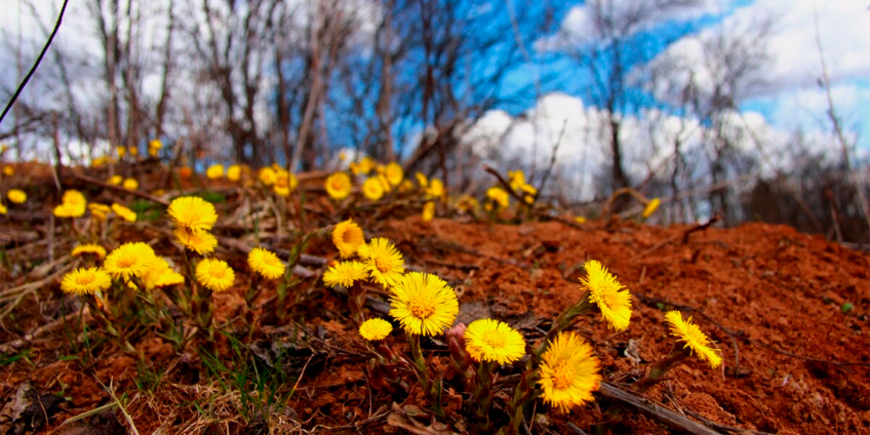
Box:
[323,261,368,287]
[664,311,722,369]
[71,244,107,259]
[359,318,393,341]
[3,165,14,176]
[0,203,6,215]
[487,187,510,209]
[167,196,218,232]
[362,177,384,200]
[141,257,178,290]
[227,164,242,181]
[117,146,126,158]
[359,157,376,174]
[174,227,218,255]
[259,167,277,185]
[464,318,526,365]
[53,203,86,218]
[389,272,459,336]
[415,172,428,188]
[378,174,392,193]
[538,331,601,413]
[149,139,163,150]
[248,248,285,279]
[422,201,435,222]
[574,216,587,224]
[581,260,632,331]
[92,156,109,168]
[273,171,298,197]
[399,179,415,193]
[508,170,526,191]
[111,203,137,222]
[7,189,26,204]
[206,164,224,179]
[364,238,405,287]
[196,258,235,292]
[385,162,403,187]
[89,203,111,221]
[60,267,112,296]
[426,178,444,198]
[104,242,157,279]
[332,219,365,258]
[349,162,361,175]
[148,148,159,157]
[642,198,661,219]
[130,146,139,156]
[455,195,479,213]
[63,190,86,206]
[108,175,123,185]
[325,172,352,200]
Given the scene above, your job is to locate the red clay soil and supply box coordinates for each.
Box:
[2,214,870,434]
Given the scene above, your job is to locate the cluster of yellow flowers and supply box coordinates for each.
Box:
[148,139,163,158]
[61,241,184,295]
[168,196,219,255]
[258,165,298,196]
[50,189,137,223]
[107,175,139,191]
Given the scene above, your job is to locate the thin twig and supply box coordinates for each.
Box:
[597,382,721,435]
[72,172,169,206]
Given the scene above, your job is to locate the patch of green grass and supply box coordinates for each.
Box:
[129,200,165,222]
[0,348,33,367]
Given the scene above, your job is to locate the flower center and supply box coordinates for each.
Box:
[209,267,226,279]
[374,257,391,273]
[409,300,435,319]
[602,289,619,308]
[552,361,575,390]
[331,179,344,190]
[482,331,506,349]
[117,257,136,268]
[76,274,95,285]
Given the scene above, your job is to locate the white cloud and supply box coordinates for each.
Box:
[535,0,737,51]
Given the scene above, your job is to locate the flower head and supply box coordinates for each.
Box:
[167,196,218,232]
[273,170,297,197]
[117,146,126,158]
[141,257,184,290]
[359,157,376,174]
[426,178,444,198]
[364,238,405,287]
[323,261,368,287]
[359,318,393,341]
[664,311,722,369]
[248,248,285,279]
[206,164,224,179]
[385,162,404,187]
[259,167,277,185]
[422,201,435,222]
[71,244,107,259]
[3,165,14,176]
[324,172,352,200]
[54,203,86,218]
[195,258,235,292]
[415,172,428,188]
[122,178,139,191]
[464,318,526,365]
[7,189,26,204]
[63,190,86,206]
[174,227,218,255]
[111,203,137,222]
[227,165,242,181]
[642,198,661,219]
[332,219,365,258]
[89,203,111,221]
[108,175,123,185]
[60,267,112,295]
[389,272,459,336]
[487,187,510,209]
[0,203,6,214]
[104,242,157,279]
[581,260,632,331]
[538,331,602,413]
[362,177,384,201]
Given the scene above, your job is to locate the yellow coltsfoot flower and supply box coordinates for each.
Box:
[389,272,459,336]
[104,242,157,280]
[643,198,661,219]
[581,260,632,331]
[323,261,368,288]
[325,172,352,200]
[60,267,112,295]
[422,201,435,222]
[7,189,26,204]
[359,318,393,341]
[385,162,404,187]
[167,196,218,232]
[464,318,526,365]
[174,227,218,255]
[332,220,365,258]
[664,311,722,369]
[227,164,242,181]
[248,248,285,279]
[206,164,224,179]
[111,203,137,222]
[195,258,235,292]
[538,331,601,413]
[122,178,139,190]
[362,177,384,200]
[71,244,107,259]
[364,238,405,287]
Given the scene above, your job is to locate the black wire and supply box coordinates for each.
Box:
[0,0,70,125]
